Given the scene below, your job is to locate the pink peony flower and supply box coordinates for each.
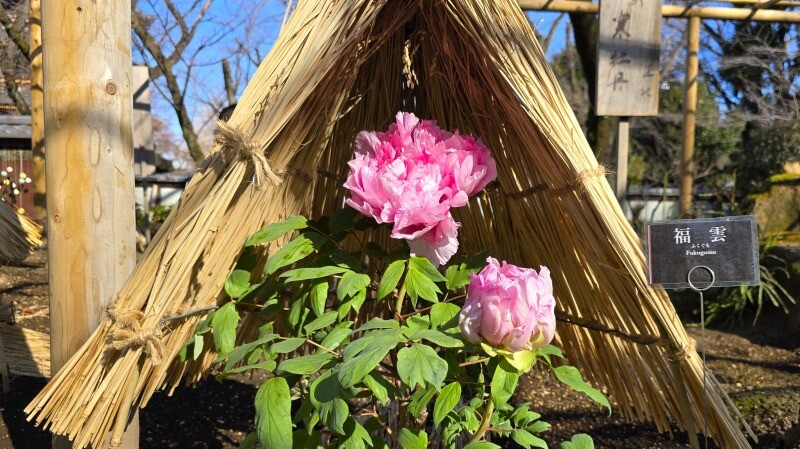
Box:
[343,112,497,266]
[459,258,556,352]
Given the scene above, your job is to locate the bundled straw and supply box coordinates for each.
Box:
[27,1,753,448]
[0,201,42,264]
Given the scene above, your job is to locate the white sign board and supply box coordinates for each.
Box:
[597,0,661,116]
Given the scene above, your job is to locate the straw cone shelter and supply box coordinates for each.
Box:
[0,202,42,265]
[27,1,752,448]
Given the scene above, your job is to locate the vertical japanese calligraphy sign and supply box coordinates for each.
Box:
[597,0,661,116]
[647,216,760,289]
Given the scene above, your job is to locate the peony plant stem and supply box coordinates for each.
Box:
[469,397,495,444]
[394,282,407,322]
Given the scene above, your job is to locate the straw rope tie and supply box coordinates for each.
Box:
[215,120,283,189]
[502,165,607,199]
[107,308,166,366]
[670,338,698,362]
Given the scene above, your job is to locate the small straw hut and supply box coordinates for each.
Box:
[27,1,753,448]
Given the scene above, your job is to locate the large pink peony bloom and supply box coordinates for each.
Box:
[459,258,556,352]
[344,112,496,265]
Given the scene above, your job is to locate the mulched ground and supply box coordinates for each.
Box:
[1,247,799,449]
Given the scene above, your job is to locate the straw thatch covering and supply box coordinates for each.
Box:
[0,202,42,265]
[27,1,752,448]
[0,323,50,378]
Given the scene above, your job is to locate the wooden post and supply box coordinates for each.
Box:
[42,1,139,448]
[30,0,45,222]
[616,117,630,203]
[679,16,700,218]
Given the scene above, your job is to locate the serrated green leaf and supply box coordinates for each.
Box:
[255,377,292,449]
[397,344,448,390]
[303,311,338,334]
[434,382,461,425]
[554,366,611,413]
[225,269,252,298]
[492,359,520,406]
[560,434,594,449]
[211,303,240,355]
[512,429,548,449]
[378,260,406,300]
[398,429,428,449]
[407,329,464,348]
[265,235,316,275]
[271,337,306,354]
[337,271,370,300]
[245,216,308,247]
[280,266,348,282]
[430,303,461,330]
[309,281,328,316]
[277,353,333,374]
[338,334,400,388]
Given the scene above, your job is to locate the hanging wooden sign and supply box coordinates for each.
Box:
[596,0,661,116]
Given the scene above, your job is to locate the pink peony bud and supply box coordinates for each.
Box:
[343,112,496,266]
[459,258,556,352]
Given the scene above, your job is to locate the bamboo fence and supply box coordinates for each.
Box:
[0,202,42,265]
[26,1,753,448]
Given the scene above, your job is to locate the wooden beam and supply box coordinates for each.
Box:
[518,0,800,22]
[679,16,701,218]
[30,0,44,222]
[42,0,139,447]
[615,117,629,203]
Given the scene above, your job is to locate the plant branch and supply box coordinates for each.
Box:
[468,397,495,444]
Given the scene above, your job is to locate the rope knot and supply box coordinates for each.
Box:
[107,307,166,366]
[215,120,283,189]
[670,338,697,362]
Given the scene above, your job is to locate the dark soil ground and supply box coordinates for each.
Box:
[1,247,799,449]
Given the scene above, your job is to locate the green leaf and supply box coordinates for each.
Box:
[310,369,344,405]
[409,257,446,282]
[225,269,252,298]
[512,429,548,449]
[280,266,348,282]
[255,377,292,449]
[492,359,521,406]
[408,387,437,418]
[271,337,306,354]
[355,318,400,332]
[527,421,551,433]
[221,334,278,369]
[329,206,359,235]
[378,260,406,300]
[444,251,489,291]
[463,442,501,449]
[504,349,536,372]
[303,311,338,334]
[337,271,370,300]
[338,419,372,449]
[338,334,399,388]
[363,372,398,404]
[398,429,428,449]
[342,329,403,359]
[318,397,348,435]
[277,353,334,374]
[318,323,352,351]
[434,382,461,425]
[560,434,594,449]
[239,433,258,449]
[211,303,240,355]
[397,344,448,390]
[291,430,322,449]
[309,281,328,316]
[265,235,316,275]
[553,366,611,413]
[338,289,367,319]
[407,329,464,348]
[192,334,204,361]
[405,258,443,304]
[246,216,308,247]
[430,303,461,330]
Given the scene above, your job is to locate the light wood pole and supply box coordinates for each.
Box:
[30,0,44,222]
[616,117,630,203]
[679,16,701,218]
[42,1,139,448]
